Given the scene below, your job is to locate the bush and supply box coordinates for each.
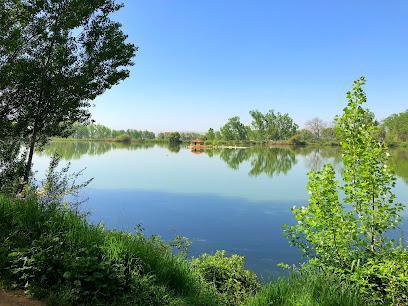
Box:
[288,134,306,145]
[113,134,132,143]
[351,251,408,305]
[192,251,260,305]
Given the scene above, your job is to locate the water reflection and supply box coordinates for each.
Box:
[389,149,408,184]
[40,142,407,184]
[40,141,164,159]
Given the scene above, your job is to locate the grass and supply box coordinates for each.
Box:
[0,193,382,305]
[247,270,371,306]
[0,194,219,305]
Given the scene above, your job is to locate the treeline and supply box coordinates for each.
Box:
[69,124,155,141]
[67,124,202,144]
[204,110,337,145]
[203,109,408,146]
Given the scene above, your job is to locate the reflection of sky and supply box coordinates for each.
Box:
[33,145,408,277]
[34,146,408,205]
[34,146,310,202]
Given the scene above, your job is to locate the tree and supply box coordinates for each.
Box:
[0,0,136,184]
[284,77,404,268]
[168,132,182,144]
[305,117,326,141]
[220,117,248,141]
[249,110,298,141]
[382,110,408,143]
[206,128,216,141]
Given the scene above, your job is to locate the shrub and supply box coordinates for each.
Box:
[288,134,306,145]
[192,251,260,305]
[113,134,132,143]
[351,250,408,305]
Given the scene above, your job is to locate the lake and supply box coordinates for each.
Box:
[34,142,408,280]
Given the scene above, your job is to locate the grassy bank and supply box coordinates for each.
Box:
[0,194,219,305]
[0,194,381,305]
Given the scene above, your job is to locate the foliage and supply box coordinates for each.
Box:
[113,134,132,143]
[382,110,408,143]
[168,132,182,144]
[69,123,155,141]
[0,0,136,182]
[350,250,408,305]
[305,117,327,141]
[283,77,407,303]
[33,154,93,210]
[249,110,298,141]
[220,116,249,141]
[157,132,200,143]
[206,128,216,141]
[192,251,260,305]
[247,266,371,306]
[0,194,220,305]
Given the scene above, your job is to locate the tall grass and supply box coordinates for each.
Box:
[0,194,219,305]
[247,269,373,306]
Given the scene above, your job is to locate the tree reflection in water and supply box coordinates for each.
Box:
[39,142,408,184]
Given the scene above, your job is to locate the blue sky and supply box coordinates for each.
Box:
[92,0,408,133]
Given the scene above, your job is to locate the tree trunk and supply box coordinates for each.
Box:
[22,127,37,185]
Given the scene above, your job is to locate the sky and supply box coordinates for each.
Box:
[91,0,408,133]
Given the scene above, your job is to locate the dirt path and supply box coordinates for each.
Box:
[0,289,44,306]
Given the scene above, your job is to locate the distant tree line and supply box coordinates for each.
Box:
[67,124,203,144]
[67,109,408,147]
[203,109,408,146]
[69,124,155,141]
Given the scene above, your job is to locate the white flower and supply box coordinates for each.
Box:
[384,164,388,169]
[298,221,303,224]
[386,152,390,157]
[292,205,297,210]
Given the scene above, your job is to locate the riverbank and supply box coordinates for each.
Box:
[0,194,387,305]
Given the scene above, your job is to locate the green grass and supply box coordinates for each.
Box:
[0,194,383,305]
[247,270,372,306]
[0,194,219,305]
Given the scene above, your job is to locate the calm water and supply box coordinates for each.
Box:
[34,142,408,280]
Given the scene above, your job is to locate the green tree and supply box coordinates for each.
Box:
[168,132,182,144]
[284,77,404,268]
[220,116,248,141]
[382,110,408,143]
[249,110,298,141]
[206,128,216,140]
[0,0,136,184]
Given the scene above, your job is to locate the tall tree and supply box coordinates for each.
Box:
[0,0,136,184]
[220,116,248,141]
[249,110,298,141]
[305,117,327,140]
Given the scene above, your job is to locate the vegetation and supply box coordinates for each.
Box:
[0,0,136,185]
[247,267,371,306]
[283,77,407,305]
[192,251,260,305]
[382,110,408,145]
[0,193,221,305]
[69,124,155,141]
[0,1,407,302]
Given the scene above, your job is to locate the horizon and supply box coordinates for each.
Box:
[91,0,408,133]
